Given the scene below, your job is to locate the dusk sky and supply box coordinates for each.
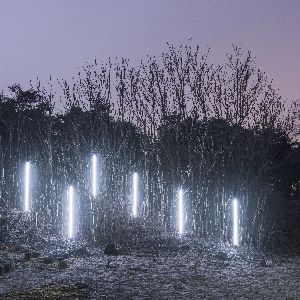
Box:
[1,0,300,103]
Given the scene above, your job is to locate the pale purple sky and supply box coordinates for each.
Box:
[0,0,300,102]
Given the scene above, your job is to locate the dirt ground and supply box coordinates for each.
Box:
[0,242,299,299]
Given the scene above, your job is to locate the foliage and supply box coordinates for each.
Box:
[0,44,299,248]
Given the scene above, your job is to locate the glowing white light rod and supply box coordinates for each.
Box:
[24,162,31,212]
[92,154,98,197]
[178,189,184,235]
[67,185,74,239]
[232,198,239,246]
[132,172,138,217]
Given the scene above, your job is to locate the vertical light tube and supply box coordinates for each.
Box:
[68,185,74,239]
[132,172,138,217]
[92,154,97,197]
[232,198,239,246]
[178,189,184,235]
[24,162,31,212]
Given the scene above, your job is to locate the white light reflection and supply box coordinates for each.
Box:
[132,172,138,217]
[24,162,31,212]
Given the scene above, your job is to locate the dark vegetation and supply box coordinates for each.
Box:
[0,44,299,251]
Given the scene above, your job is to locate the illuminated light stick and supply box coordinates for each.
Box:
[232,198,239,246]
[90,154,98,241]
[178,189,184,235]
[132,172,138,217]
[24,162,31,212]
[91,154,98,197]
[67,185,74,239]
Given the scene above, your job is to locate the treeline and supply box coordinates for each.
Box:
[0,44,299,248]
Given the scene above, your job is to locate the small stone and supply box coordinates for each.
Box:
[42,257,55,264]
[180,244,191,251]
[75,282,88,289]
[23,252,32,261]
[0,261,13,274]
[31,251,41,258]
[3,262,13,273]
[57,260,68,270]
[0,245,7,251]
[104,243,118,256]
[216,251,229,261]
